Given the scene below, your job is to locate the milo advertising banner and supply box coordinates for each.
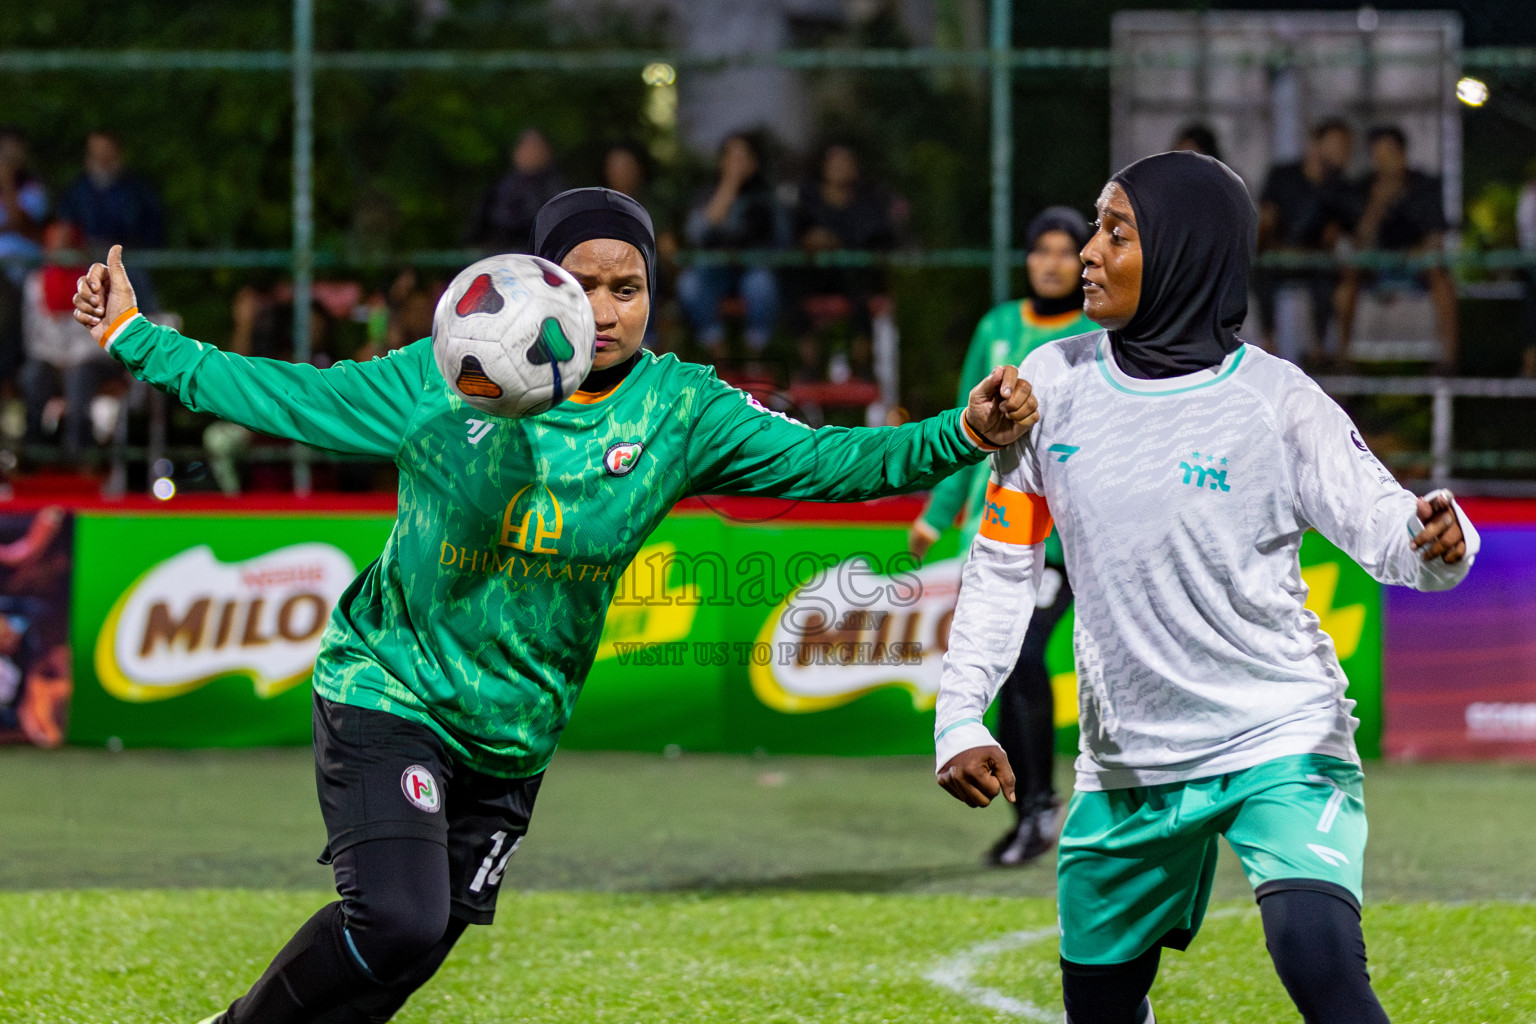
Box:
[67,506,1381,758]
[70,516,393,747]
[564,514,1383,759]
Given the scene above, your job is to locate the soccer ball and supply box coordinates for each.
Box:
[432,254,597,418]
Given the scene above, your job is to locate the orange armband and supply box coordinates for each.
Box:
[978,482,1052,545]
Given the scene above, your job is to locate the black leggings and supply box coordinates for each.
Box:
[1060,888,1390,1024]
[226,838,469,1024]
[997,567,1071,818]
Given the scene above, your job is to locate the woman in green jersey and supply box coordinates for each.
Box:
[73,187,1036,1024]
[909,206,1093,867]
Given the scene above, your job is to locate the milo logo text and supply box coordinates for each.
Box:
[96,543,356,703]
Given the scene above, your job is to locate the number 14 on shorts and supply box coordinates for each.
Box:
[469,830,522,893]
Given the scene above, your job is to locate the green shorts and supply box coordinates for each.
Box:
[1057,754,1366,966]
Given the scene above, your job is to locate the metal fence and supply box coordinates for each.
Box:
[4,0,1536,495]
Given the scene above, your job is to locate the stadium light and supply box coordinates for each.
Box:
[1457,76,1490,107]
[642,61,679,149]
[152,476,176,500]
[641,62,675,87]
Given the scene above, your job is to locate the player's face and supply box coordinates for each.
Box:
[1026,230,1082,302]
[562,238,649,372]
[1081,182,1142,331]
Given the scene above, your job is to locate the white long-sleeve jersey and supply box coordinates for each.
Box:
[935,332,1480,791]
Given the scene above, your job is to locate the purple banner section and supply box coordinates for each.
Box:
[1385,528,1536,760]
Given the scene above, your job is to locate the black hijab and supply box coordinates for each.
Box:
[1108,151,1256,379]
[1024,205,1091,318]
[533,186,657,298]
[532,187,657,390]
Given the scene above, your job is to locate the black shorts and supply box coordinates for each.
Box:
[313,693,543,925]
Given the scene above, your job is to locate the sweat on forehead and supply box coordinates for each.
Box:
[565,238,643,270]
[1096,182,1136,221]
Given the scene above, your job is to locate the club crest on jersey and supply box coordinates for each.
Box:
[604,441,644,476]
[401,765,441,813]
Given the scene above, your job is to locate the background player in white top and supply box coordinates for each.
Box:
[932,151,1477,1024]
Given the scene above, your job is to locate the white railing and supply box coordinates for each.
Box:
[1314,375,1536,494]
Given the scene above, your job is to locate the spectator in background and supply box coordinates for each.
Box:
[0,129,47,387]
[1517,163,1536,377]
[206,283,337,495]
[225,281,335,365]
[1173,122,1223,163]
[464,128,564,252]
[788,141,896,380]
[56,131,164,312]
[1334,125,1457,372]
[678,132,787,358]
[19,221,123,456]
[1256,118,1356,366]
[383,268,440,354]
[353,268,441,362]
[602,141,651,205]
[602,141,676,350]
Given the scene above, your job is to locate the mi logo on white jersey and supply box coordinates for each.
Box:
[1177,451,1231,492]
[466,419,496,445]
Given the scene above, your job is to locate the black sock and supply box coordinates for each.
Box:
[223,838,452,1024]
[224,902,381,1024]
[1061,945,1160,1024]
[1260,886,1391,1024]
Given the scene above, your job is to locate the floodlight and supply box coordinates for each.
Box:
[642,62,676,87]
[1457,77,1489,107]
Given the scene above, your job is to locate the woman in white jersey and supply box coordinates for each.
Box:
[932,151,1477,1024]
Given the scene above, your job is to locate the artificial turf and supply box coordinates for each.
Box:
[2,891,1533,1023]
[1,747,1533,1022]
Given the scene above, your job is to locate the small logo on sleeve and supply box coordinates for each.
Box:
[1350,430,1370,453]
[401,765,442,813]
[604,441,644,476]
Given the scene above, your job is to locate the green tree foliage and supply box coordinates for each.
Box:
[0,0,650,255]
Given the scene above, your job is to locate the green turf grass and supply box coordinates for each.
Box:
[2,748,1535,900]
[2,749,1534,1022]
[1,890,1532,1024]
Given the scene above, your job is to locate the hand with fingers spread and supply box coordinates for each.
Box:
[1411,489,1467,565]
[964,365,1038,449]
[937,744,1017,808]
[72,243,138,347]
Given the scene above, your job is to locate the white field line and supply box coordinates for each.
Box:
[922,926,1060,1022]
[923,908,1253,1020]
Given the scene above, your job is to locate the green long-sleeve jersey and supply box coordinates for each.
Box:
[104,311,991,777]
[918,300,1094,566]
